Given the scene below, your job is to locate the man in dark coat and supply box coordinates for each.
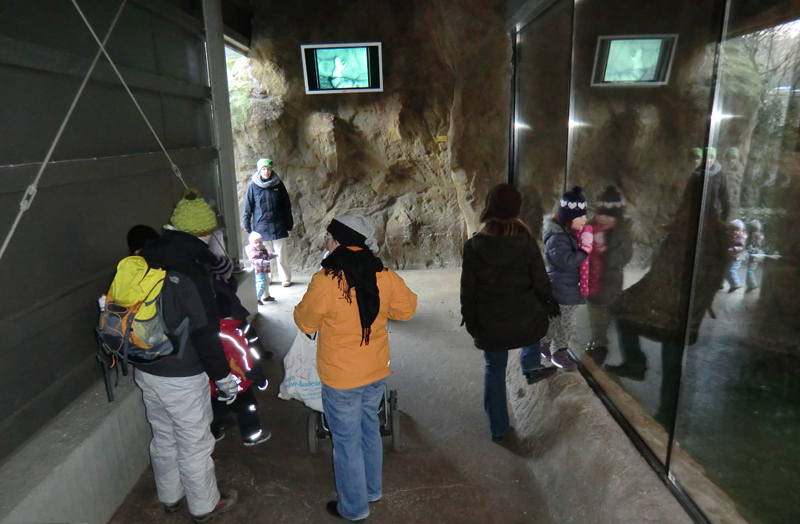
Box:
[242,158,294,286]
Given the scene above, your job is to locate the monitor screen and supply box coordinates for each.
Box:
[301,42,383,94]
[591,35,678,87]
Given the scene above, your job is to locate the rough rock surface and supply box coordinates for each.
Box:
[232,0,511,273]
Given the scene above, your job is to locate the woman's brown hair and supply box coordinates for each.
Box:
[477,217,533,239]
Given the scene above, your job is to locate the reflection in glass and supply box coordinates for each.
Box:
[672,13,800,524]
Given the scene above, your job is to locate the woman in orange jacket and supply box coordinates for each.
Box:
[294,215,417,522]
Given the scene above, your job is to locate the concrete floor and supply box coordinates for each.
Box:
[109,268,553,524]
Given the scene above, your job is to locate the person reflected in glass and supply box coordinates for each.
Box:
[725,219,747,293]
[461,184,561,441]
[541,186,592,371]
[585,186,633,366]
[609,146,729,428]
[745,219,765,293]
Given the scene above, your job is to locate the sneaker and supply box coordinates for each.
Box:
[524,366,558,384]
[261,296,276,302]
[282,281,292,287]
[585,342,609,366]
[550,348,576,371]
[163,497,184,514]
[257,299,264,305]
[728,286,741,293]
[604,362,647,381]
[243,429,272,447]
[213,431,225,442]
[192,490,238,523]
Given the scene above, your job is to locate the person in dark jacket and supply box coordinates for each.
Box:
[585,186,633,365]
[461,184,560,441]
[541,186,592,372]
[137,189,238,523]
[242,158,294,287]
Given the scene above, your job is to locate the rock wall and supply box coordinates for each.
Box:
[233,0,511,273]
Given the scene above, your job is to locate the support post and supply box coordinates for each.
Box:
[202,0,243,267]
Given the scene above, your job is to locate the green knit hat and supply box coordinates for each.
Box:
[706,147,717,158]
[690,147,703,158]
[725,147,740,159]
[170,188,217,237]
[256,158,273,169]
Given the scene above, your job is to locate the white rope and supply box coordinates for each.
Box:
[0,0,128,264]
[70,0,188,190]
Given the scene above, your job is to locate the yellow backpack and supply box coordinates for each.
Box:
[96,256,189,400]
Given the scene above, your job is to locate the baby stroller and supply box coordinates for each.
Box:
[307,386,401,454]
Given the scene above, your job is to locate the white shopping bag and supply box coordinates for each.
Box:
[278,330,323,412]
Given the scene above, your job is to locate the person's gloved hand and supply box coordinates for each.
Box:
[580,224,594,255]
[215,374,238,404]
[544,300,561,320]
[245,366,268,391]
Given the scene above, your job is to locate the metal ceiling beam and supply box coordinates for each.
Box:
[0,36,210,99]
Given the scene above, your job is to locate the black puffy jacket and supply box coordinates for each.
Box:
[139,230,231,380]
[460,234,554,351]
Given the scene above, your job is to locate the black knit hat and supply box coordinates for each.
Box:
[127,224,159,255]
[596,185,626,219]
[557,186,587,223]
[480,183,522,222]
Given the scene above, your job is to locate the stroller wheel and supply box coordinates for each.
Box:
[308,412,319,454]
[390,390,401,451]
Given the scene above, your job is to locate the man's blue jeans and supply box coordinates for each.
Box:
[322,377,387,521]
[484,342,542,439]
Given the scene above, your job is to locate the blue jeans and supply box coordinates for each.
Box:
[746,258,759,289]
[322,378,387,521]
[484,342,542,438]
[254,272,270,298]
[725,260,741,289]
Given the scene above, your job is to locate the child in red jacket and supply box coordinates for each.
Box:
[208,257,271,446]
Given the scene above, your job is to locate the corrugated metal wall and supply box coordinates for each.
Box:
[0,0,249,461]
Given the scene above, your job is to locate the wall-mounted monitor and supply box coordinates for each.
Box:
[591,35,678,87]
[301,42,383,94]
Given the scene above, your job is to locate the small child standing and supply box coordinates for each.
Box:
[585,186,633,366]
[245,232,278,304]
[541,186,592,371]
[745,219,765,292]
[209,255,271,446]
[725,219,747,293]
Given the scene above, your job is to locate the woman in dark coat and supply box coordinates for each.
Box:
[461,184,560,441]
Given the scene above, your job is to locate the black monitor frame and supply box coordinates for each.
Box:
[591,34,679,87]
[301,42,383,95]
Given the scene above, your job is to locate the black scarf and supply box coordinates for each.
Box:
[321,246,385,345]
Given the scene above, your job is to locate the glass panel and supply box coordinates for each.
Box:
[671,4,800,522]
[565,1,723,463]
[513,0,573,231]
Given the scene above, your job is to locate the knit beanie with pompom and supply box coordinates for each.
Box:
[170,188,217,237]
[557,186,588,224]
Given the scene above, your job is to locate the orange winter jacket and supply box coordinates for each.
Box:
[293,265,417,389]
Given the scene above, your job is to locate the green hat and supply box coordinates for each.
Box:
[170,188,217,237]
[725,147,740,159]
[690,147,703,158]
[706,147,717,158]
[256,158,273,169]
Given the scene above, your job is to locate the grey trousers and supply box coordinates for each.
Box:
[135,370,220,516]
[543,304,580,350]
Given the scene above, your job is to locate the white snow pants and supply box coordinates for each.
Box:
[135,370,220,516]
